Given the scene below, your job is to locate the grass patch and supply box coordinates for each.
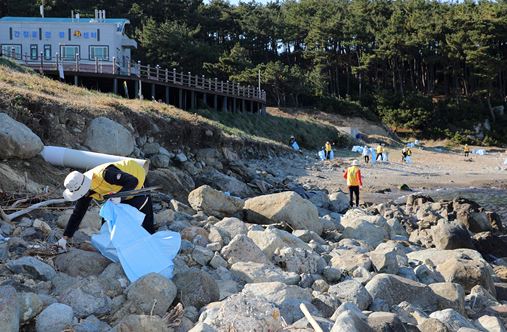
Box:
[194,108,343,150]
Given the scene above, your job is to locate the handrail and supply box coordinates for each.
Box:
[1,50,267,102]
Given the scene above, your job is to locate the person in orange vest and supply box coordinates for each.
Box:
[325,141,332,160]
[343,160,363,208]
[57,159,155,251]
[464,144,470,157]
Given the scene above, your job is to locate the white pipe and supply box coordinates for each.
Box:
[40,146,149,173]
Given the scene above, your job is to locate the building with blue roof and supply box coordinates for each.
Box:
[0,12,137,72]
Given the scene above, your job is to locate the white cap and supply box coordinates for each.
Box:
[351,160,360,166]
[62,171,92,201]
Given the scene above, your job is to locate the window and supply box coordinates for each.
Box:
[43,45,51,60]
[1,44,22,59]
[60,45,79,60]
[89,46,109,61]
[30,44,38,60]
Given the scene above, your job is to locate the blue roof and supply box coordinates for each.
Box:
[0,17,129,24]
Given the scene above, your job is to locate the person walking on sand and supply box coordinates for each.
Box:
[343,160,363,208]
[325,141,332,160]
[401,147,408,163]
[376,144,384,161]
[362,145,370,164]
[464,144,470,157]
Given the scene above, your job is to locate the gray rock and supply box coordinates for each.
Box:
[209,253,228,269]
[73,315,111,332]
[230,261,300,285]
[242,282,313,324]
[54,249,111,277]
[244,191,323,235]
[126,273,177,317]
[148,167,195,203]
[415,264,444,284]
[369,248,399,274]
[248,227,312,258]
[328,280,372,310]
[0,112,44,159]
[323,266,342,283]
[429,283,465,315]
[432,221,475,250]
[289,316,335,332]
[84,117,134,155]
[175,152,188,163]
[59,278,112,318]
[111,314,171,332]
[150,154,171,168]
[192,245,214,266]
[198,293,283,331]
[18,292,43,323]
[188,185,244,218]
[341,218,389,249]
[36,303,74,332]
[436,257,496,296]
[330,302,367,321]
[331,310,374,332]
[142,142,160,156]
[171,199,196,215]
[98,263,129,298]
[365,274,438,311]
[214,217,248,244]
[329,191,349,213]
[0,286,19,332]
[330,250,372,273]
[312,279,330,293]
[418,318,450,332]
[6,256,56,281]
[475,315,505,332]
[272,247,326,274]
[173,268,220,309]
[195,169,254,198]
[367,312,405,332]
[430,309,476,331]
[189,323,217,332]
[221,234,269,265]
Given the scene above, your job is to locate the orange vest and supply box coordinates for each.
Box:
[85,159,145,201]
[346,166,360,186]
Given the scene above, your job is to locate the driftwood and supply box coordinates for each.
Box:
[1,198,68,222]
[299,303,323,332]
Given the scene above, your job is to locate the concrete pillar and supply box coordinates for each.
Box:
[191,91,195,109]
[113,78,118,94]
[250,100,254,113]
[165,86,170,104]
[203,93,207,108]
[214,94,218,110]
[223,96,228,112]
[233,98,237,112]
[242,99,246,113]
[151,83,156,100]
[178,89,183,108]
[134,80,139,99]
[74,76,78,86]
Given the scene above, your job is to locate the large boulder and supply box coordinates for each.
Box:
[242,282,313,324]
[0,112,44,159]
[367,312,406,332]
[472,232,507,261]
[173,269,220,309]
[84,117,134,155]
[244,191,323,235]
[221,234,270,265]
[230,262,299,285]
[407,248,484,266]
[248,227,312,258]
[331,310,374,332]
[475,315,506,332]
[126,273,177,317]
[18,292,43,323]
[188,185,244,218]
[6,256,56,281]
[328,191,349,213]
[431,221,475,250]
[198,293,283,331]
[429,309,476,331]
[195,169,254,198]
[365,274,438,311]
[213,217,248,244]
[0,286,19,332]
[429,283,465,314]
[328,280,372,310]
[54,249,111,277]
[330,250,372,273]
[340,212,389,249]
[59,278,112,318]
[272,247,326,274]
[148,167,195,204]
[36,303,74,332]
[111,314,171,332]
[56,207,101,235]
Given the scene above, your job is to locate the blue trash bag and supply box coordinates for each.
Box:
[92,201,181,282]
[318,150,325,160]
[291,141,300,151]
[329,150,334,160]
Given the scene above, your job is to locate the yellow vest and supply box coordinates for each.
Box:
[376,146,383,154]
[347,166,360,186]
[464,146,470,152]
[325,143,332,152]
[86,159,145,201]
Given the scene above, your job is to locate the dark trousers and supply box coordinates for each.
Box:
[465,152,469,157]
[103,195,155,234]
[325,151,331,160]
[376,153,383,161]
[364,155,369,163]
[349,186,360,207]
